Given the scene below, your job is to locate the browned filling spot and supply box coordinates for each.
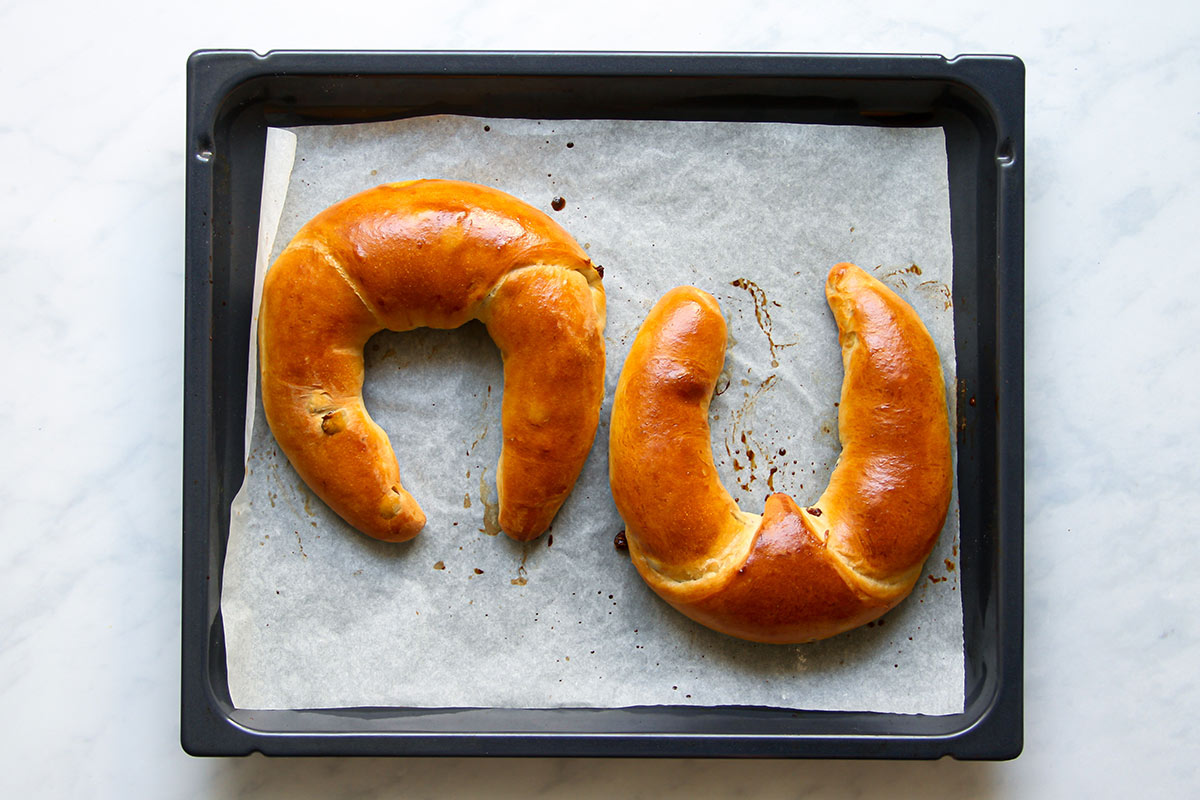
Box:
[321,409,347,435]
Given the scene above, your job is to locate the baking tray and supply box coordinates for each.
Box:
[182,50,1024,759]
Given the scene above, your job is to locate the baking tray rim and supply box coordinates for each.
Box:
[182,49,1024,760]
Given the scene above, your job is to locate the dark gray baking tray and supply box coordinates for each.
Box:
[182,50,1024,759]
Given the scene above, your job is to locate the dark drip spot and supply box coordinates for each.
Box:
[730,278,794,361]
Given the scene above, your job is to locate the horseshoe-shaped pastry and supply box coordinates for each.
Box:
[259,180,606,542]
[608,263,952,643]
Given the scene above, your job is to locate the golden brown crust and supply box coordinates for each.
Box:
[259,180,605,542]
[482,265,606,540]
[608,288,749,577]
[608,263,952,643]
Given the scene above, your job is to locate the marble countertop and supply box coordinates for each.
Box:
[3,1,1197,797]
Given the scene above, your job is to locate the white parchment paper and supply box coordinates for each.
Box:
[222,117,963,713]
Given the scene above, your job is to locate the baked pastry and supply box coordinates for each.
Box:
[259,180,606,542]
[608,263,952,643]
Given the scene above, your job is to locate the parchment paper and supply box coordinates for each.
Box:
[222,117,963,713]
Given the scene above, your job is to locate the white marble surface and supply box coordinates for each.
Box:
[1,0,1197,796]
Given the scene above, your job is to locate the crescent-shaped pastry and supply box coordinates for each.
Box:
[608,263,952,643]
[259,180,606,543]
